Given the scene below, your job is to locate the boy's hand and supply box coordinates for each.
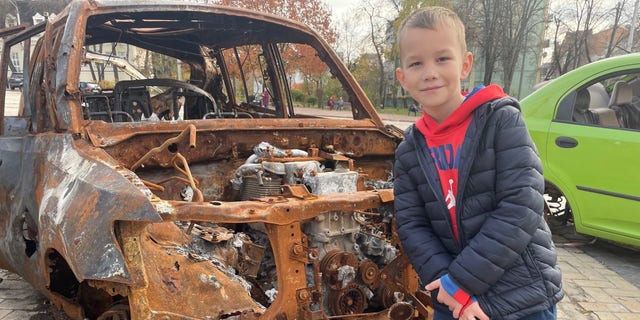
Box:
[459,301,489,320]
[425,279,463,315]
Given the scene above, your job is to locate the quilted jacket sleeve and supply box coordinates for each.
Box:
[447,106,545,295]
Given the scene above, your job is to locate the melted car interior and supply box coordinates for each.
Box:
[77,11,360,124]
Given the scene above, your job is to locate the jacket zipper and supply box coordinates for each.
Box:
[409,126,460,248]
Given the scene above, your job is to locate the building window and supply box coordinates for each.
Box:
[5,13,18,27]
[11,52,20,72]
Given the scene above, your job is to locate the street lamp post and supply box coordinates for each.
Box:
[628,0,640,52]
[8,0,21,26]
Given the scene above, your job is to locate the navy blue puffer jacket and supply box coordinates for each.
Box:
[394,97,563,319]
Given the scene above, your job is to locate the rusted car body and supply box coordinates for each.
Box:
[0,1,432,319]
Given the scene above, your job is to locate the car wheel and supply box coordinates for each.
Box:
[544,185,596,245]
[545,193,572,227]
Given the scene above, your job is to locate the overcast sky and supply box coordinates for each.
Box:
[325,0,357,18]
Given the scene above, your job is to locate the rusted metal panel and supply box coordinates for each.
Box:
[1,117,30,136]
[0,25,27,38]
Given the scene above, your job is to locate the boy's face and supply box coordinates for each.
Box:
[395,26,472,118]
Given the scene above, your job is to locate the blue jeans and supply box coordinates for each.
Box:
[433,304,556,320]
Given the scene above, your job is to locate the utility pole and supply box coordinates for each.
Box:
[628,0,640,52]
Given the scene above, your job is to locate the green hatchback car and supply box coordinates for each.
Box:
[521,54,640,248]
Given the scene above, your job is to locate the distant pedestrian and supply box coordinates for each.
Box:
[262,89,270,108]
[176,94,185,120]
[409,103,419,116]
[327,96,335,110]
[337,97,344,110]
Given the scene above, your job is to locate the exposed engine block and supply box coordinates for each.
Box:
[181,142,401,316]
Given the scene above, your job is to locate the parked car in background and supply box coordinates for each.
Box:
[8,72,23,90]
[79,81,102,94]
[521,53,640,248]
[0,1,426,319]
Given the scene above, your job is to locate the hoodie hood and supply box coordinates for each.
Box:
[417,84,507,136]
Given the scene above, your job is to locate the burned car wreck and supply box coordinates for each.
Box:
[0,1,432,319]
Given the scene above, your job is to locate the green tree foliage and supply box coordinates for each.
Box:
[306,95,318,106]
[390,0,453,60]
[351,54,380,107]
[290,89,305,102]
[151,52,177,79]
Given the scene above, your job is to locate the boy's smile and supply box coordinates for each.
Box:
[396,26,472,122]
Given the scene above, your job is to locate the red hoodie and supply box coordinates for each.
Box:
[415,84,506,242]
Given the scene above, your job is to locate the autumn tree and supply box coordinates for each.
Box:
[218,0,336,43]
[1,0,70,27]
[350,53,381,107]
[548,0,631,77]
[467,0,504,85]
[496,0,547,93]
[603,1,626,58]
[334,10,365,71]
[356,0,389,108]
[391,0,454,34]
[216,0,337,105]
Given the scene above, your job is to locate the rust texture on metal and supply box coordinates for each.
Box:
[0,1,428,319]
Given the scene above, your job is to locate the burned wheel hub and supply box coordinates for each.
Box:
[328,283,367,315]
[388,301,414,320]
[359,259,380,288]
[96,303,129,320]
[320,250,359,290]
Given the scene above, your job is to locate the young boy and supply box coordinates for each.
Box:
[393,6,563,320]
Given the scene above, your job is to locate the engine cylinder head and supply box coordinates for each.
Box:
[240,175,282,200]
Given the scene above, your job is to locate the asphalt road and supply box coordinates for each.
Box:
[4,88,20,116]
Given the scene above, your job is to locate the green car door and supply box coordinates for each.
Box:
[522,57,640,248]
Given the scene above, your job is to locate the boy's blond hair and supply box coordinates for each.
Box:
[397,6,467,55]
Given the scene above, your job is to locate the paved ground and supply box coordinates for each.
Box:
[553,236,640,320]
[0,270,66,320]
[1,238,638,319]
